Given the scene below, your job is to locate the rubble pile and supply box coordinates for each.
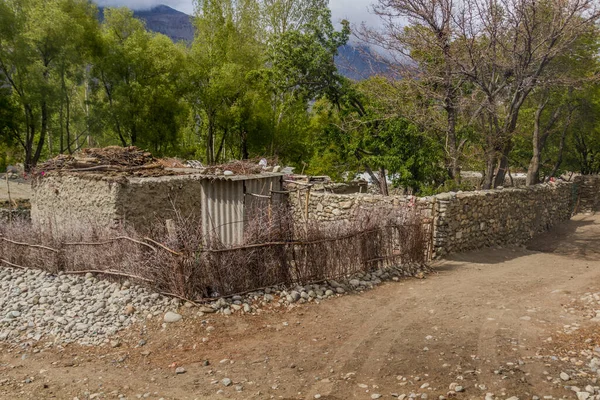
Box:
[36,146,167,174]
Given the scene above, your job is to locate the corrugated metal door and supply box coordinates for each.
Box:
[201,180,244,246]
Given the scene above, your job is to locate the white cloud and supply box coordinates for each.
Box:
[330,0,381,28]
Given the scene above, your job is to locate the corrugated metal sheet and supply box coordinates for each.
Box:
[201,179,245,246]
[201,175,284,246]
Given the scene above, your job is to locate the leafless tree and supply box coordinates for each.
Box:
[360,0,600,188]
[359,0,467,182]
[453,0,599,188]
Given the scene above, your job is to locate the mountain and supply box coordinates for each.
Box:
[335,44,393,81]
[96,4,387,79]
[97,4,195,42]
[133,5,195,42]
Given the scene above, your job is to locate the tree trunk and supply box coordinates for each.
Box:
[493,141,512,188]
[482,153,496,190]
[206,115,215,164]
[482,127,497,190]
[379,166,389,196]
[241,129,249,160]
[548,114,571,179]
[526,108,542,186]
[364,165,380,189]
[33,99,48,168]
[443,41,460,182]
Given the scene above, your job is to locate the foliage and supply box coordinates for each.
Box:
[93,8,188,153]
[1,0,600,192]
[308,76,447,194]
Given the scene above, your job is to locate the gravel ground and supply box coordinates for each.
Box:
[0,268,178,346]
[0,215,598,400]
[0,262,428,347]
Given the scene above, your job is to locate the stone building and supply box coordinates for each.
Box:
[31,171,284,245]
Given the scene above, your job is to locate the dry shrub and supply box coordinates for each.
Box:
[0,204,428,300]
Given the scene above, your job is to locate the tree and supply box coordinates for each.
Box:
[0,0,99,170]
[262,0,350,155]
[188,0,264,164]
[93,8,187,152]
[309,76,447,195]
[452,0,600,188]
[567,85,600,175]
[362,0,465,182]
[523,30,599,185]
[363,0,600,189]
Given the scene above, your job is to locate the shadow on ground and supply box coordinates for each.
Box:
[527,215,600,261]
[439,214,600,266]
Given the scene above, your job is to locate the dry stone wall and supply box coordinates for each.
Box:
[291,191,432,223]
[291,182,576,257]
[575,175,600,213]
[431,182,574,256]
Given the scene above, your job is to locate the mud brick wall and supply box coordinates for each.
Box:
[31,174,204,234]
[575,175,600,213]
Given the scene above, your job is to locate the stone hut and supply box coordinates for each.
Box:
[31,171,284,245]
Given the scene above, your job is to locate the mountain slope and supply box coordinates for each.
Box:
[96,4,387,79]
[133,5,195,42]
[97,4,194,42]
[335,44,392,80]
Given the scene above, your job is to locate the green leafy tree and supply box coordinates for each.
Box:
[0,0,99,170]
[261,0,349,155]
[309,76,446,194]
[93,8,187,153]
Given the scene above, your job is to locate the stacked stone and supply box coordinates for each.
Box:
[290,192,431,223]
[575,175,600,213]
[291,181,577,258]
[432,182,574,256]
[0,208,30,222]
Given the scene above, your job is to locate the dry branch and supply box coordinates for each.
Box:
[0,236,59,253]
[143,237,182,256]
[0,204,428,300]
[63,236,157,252]
[0,258,26,269]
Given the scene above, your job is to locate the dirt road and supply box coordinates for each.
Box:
[0,175,31,202]
[1,215,599,400]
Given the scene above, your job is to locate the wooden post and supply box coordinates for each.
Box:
[268,181,273,223]
[6,173,12,225]
[428,198,436,261]
[304,186,311,221]
[165,219,177,241]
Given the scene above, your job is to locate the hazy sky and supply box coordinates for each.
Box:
[95,0,381,27]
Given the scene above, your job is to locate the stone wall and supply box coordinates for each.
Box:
[115,175,204,233]
[290,182,576,257]
[0,208,30,222]
[290,191,432,223]
[31,174,204,234]
[432,183,574,256]
[575,175,600,213]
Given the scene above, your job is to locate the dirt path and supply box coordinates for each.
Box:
[1,214,600,400]
[0,176,32,202]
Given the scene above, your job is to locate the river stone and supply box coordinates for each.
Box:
[163,312,182,323]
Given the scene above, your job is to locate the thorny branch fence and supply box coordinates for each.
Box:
[0,204,431,302]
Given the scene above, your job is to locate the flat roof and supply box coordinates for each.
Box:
[126,169,284,183]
